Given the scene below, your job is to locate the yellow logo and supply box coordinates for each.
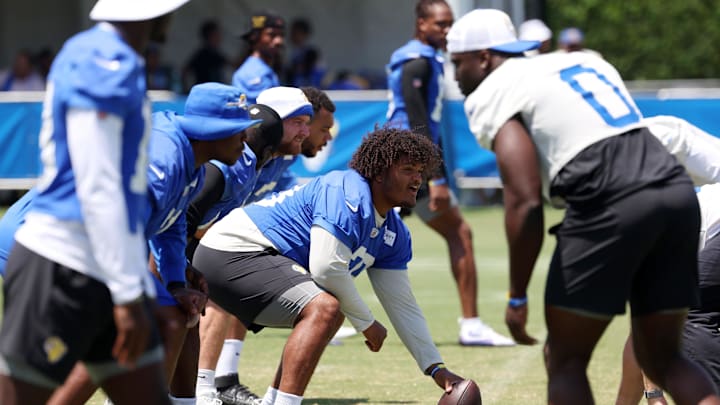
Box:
[226,94,248,109]
[44,336,68,364]
[252,16,267,29]
[291,264,307,274]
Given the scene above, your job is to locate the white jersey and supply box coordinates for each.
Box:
[464,52,644,198]
[697,183,720,250]
[645,115,720,186]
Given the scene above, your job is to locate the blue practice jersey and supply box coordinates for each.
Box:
[198,145,260,228]
[386,39,445,144]
[0,189,37,276]
[1,113,201,288]
[145,111,205,285]
[244,170,412,275]
[231,56,279,104]
[247,155,298,204]
[31,24,149,232]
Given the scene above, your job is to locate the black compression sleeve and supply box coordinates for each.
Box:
[400,57,432,141]
[186,162,225,238]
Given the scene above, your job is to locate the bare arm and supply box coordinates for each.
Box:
[493,117,544,344]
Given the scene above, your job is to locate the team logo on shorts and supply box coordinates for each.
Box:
[44,336,68,364]
[291,264,307,274]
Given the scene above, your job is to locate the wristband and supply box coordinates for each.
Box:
[508,296,528,308]
[166,281,186,291]
[428,177,447,187]
[429,363,446,378]
[644,389,663,399]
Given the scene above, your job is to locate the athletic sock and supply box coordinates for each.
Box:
[274,390,302,405]
[216,339,243,378]
[196,368,216,397]
[260,386,278,405]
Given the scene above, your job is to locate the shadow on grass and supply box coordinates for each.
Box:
[304,399,417,404]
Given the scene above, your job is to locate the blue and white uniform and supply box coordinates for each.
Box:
[196,146,259,230]
[231,56,279,104]
[0,189,37,277]
[246,155,298,203]
[145,111,205,301]
[0,111,204,302]
[200,169,444,371]
[386,39,445,145]
[13,23,154,304]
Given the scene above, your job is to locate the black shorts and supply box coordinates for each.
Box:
[683,312,720,391]
[192,245,317,332]
[545,180,700,316]
[0,243,161,386]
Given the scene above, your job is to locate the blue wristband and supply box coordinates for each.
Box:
[428,363,446,378]
[428,177,447,187]
[508,296,528,308]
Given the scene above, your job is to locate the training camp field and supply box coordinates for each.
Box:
[1,205,639,404]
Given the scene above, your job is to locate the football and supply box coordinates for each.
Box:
[438,379,482,405]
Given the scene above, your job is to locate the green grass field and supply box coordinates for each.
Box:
[1,206,638,404]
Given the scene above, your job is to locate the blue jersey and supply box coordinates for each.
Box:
[247,155,298,204]
[0,189,37,276]
[145,111,205,285]
[244,170,412,275]
[11,23,153,304]
[198,145,260,228]
[386,39,445,144]
[231,56,279,104]
[32,24,149,233]
[2,114,202,288]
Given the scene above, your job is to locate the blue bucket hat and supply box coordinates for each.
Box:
[176,83,262,141]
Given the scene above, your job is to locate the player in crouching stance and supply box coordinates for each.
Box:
[193,127,468,404]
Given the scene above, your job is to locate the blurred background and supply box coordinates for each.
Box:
[2,0,720,206]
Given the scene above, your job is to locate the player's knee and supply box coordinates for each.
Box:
[155,305,186,338]
[458,220,473,241]
[304,293,341,325]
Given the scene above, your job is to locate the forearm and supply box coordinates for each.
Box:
[504,194,544,298]
[367,268,443,372]
[186,162,225,236]
[150,215,188,286]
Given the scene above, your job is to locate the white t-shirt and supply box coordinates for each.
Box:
[464,52,644,199]
[697,183,720,250]
[645,115,720,186]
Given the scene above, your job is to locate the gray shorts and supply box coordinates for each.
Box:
[192,246,323,333]
[412,188,459,222]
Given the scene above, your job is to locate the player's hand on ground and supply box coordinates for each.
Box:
[505,303,538,345]
[111,297,151,367]
[362,320,387,352]
[428,183,451,212]
[169,285,208,328]
[433,367,464,391]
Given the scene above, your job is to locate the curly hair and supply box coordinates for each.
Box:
[349,126,442,181]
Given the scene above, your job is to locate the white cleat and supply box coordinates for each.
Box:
[197,391,223,405]
[329,325,357,346]
[458,318,516,347]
